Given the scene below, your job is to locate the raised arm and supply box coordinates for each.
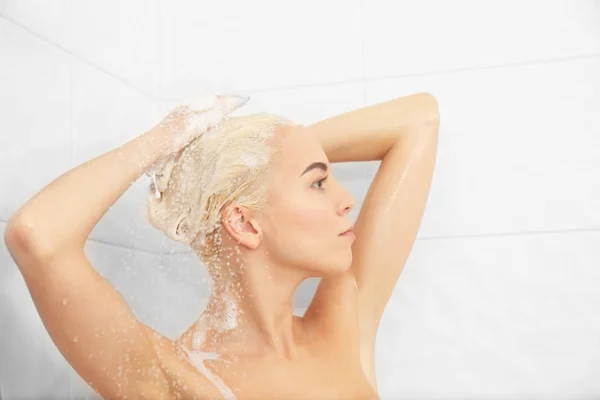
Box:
[3,126,175,399]
[3,96,248,398]
[314,92,439,318]
[306,92,440,386]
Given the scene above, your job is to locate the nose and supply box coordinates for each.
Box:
[336,186,355,217]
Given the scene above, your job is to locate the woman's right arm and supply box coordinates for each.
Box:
[3,234,176,399]
[3,125,178,398]
[3,97,246,398]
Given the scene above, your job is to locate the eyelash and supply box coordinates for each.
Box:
[312,176,328,190]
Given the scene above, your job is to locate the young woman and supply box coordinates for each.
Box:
[5,92,440,399]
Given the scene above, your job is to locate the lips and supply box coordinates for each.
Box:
[339,226,354,236]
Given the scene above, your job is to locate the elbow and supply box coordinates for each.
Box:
[415,92,440,123]
[393,92,440,132]
[4,218,30,255]
[4,216,56,263]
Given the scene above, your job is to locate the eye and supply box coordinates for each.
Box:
[312,176,328,190]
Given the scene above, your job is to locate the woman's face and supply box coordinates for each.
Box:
[260,124,355,276]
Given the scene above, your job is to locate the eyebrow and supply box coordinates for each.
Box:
[300,161,328,177]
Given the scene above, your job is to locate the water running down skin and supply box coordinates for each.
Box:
[5,93,440,399]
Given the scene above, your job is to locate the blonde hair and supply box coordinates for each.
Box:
[146,112,293,261]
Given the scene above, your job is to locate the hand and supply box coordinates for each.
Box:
[144,94,250,199]
[155,94,250,155]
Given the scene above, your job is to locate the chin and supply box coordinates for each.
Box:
[302,248,353,276]
[325,253,353,275]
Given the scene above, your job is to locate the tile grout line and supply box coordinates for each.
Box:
[359,0,367,106]
[419,226,600,241]
[69,53,74,166]
[245,52,600,96]
[83,237,164,256]
[11,226,597,257]
[66,0,74,392]
[3,220,600,244]
[0,13,155,100]
[3,224,600,256]
[154,0,167,281]
[358,0,369,183]
[363,52,600,86]
[2,13,599,103]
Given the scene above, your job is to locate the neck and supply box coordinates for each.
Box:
[197,252,309,359]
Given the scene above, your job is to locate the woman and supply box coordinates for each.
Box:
[4,92,440,399]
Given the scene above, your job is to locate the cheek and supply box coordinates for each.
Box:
[286,197,340,263]
[265,193,334,261]
[287,197,332,237]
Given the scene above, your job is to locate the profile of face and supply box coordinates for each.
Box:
[256,124,356,276]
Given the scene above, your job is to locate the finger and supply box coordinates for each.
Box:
[218,95,250,115]
[185,114,212,133]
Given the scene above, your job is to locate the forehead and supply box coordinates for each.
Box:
[272,124,328,176]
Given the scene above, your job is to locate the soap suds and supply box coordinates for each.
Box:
[179,297,240,400]
[144,94,251,201]
[216,295,239,332]
[180,346,237,400]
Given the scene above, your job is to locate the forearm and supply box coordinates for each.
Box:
[307,92,439,163]
[6,128,170,257]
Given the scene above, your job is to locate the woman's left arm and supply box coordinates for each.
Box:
[306,92,440,337]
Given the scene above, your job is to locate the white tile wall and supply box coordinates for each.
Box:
[70,0,159,97]
[0,19,72,222]
[154,0,363,99]
[2,0,600,398]
[363,0,600,80]
[375,230,600,399]
[365,56,600,238]
[70,55,179,255]
[0,0,73,50]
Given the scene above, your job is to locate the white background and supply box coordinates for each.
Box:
[1,0,600,399]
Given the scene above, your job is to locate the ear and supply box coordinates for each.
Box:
[221,203,262,250]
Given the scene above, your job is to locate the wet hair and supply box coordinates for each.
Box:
[145,112,293,262]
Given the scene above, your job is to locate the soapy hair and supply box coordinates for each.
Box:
[145,112,293,260]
